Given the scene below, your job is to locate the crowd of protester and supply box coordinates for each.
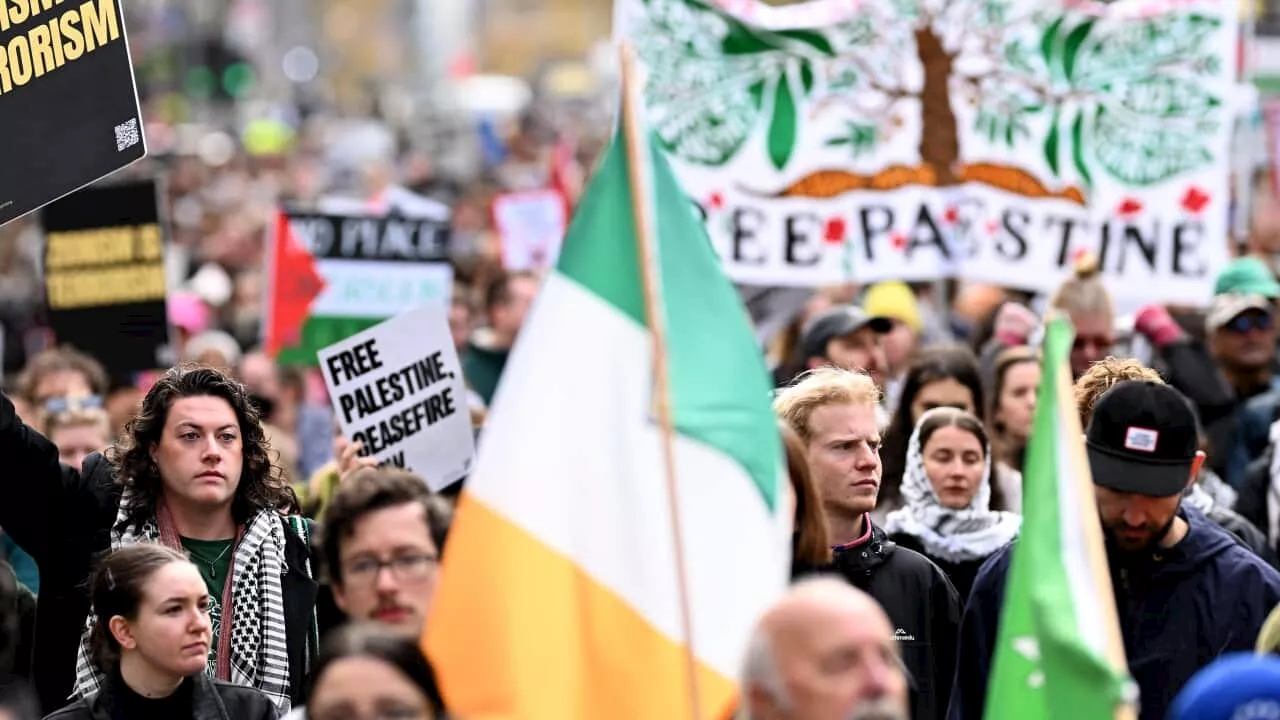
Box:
[5,111,1280,719]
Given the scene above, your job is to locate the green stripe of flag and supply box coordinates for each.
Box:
[554,116,780,511]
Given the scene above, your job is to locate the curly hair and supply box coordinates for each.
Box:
[1072,356,1164,428]
[109,365,297,529]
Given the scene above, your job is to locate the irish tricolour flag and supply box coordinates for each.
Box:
[425,53,788,719]
[984,316,1135,719]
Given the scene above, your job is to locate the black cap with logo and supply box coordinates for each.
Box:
[1085,381,1199,498]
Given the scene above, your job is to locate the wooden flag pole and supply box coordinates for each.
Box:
[618,42,704,720]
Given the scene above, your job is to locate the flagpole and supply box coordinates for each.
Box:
[618,42,704,720]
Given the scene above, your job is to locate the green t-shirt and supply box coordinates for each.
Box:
[180,536,233,673]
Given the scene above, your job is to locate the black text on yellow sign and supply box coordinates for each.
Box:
[0,0,121,97]
[45,223,165,310]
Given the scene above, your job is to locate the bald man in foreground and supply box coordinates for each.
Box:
[741,577,909,720]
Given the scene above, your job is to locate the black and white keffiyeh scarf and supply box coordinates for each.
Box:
[883,408,1021,563]
[73,486,293,713]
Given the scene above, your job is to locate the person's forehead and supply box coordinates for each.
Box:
[343,502,435,552]
[925,425,981,448]
[35,370,92,396]
[808,403,877,436]
[165,395,239,426]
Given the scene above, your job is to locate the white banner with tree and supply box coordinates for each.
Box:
[615,0,1240,305]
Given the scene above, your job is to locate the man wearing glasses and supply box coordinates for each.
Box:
[319,468,452,638]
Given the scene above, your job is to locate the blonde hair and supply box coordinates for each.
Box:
[1072,356,1164,427]
[1050,253,1114,320]
[773,367,881,442]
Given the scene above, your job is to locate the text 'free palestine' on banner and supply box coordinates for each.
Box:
[318,304,476,492]
[614,0,1239,305]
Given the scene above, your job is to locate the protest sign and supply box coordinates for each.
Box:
[41,179,169,375]
[266,210,454,366]
[319,305,475,490]
[0,0,146,227]
[493,189,567,271]
[615,0,1238,305]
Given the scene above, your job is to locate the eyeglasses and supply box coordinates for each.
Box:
[344,553,439,585]
[1225,313,1274,334]
[42,395,104,414]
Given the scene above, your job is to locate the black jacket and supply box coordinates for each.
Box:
[796,522,962,720]
[0,391,318,714]
[889,533,989,603]
[43,672,277,720]
[946,507,1280,720]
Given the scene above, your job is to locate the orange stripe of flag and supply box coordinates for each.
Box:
[425,493,737,720]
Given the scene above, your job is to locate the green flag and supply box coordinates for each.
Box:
[984,316,1135,719]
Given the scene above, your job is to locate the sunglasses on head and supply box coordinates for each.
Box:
[1224,313,1274,334]
[42,395,104,415]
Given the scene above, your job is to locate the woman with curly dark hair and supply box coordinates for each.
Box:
[0,365,317,716]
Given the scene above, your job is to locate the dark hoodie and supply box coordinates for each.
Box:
[795,520,962,720]
[946,506,1280,720]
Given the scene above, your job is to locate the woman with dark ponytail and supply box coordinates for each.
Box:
[43,544,277,720]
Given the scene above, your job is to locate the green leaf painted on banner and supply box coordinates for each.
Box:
[826,121,878,157]
[1071,110,1093,188]
[775,28,837,57]
[1092,106,1212,186]
[1108,76,1222,118]
[1040,16,1065,70]
[1074,14,1220,84]
[768,74,798,170]
[1063,20,1095,82]
[800,62,815,94]
[720,12,782,55]
[1044,108,1062,176]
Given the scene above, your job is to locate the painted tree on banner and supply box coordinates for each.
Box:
[632,0,1226,204]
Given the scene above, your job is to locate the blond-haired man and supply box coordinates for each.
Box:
[775,367,960,720]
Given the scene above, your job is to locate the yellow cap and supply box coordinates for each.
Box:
[863,281,921,332]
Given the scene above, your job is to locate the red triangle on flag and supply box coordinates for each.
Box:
[264,211,326,357]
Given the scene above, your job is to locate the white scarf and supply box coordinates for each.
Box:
[72,486,293,713]
[883,409,1021,563]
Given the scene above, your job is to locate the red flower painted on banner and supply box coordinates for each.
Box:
[1117,197,1144,217]
[1181,186,1210,214]
[824,217,847,244]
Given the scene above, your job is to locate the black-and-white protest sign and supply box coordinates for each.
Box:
[319,305,475,490]
[0,0,146,227]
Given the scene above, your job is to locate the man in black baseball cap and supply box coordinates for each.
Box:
[799,307,893,388]
[950,379,1280,720]
[1086,380,1204,553]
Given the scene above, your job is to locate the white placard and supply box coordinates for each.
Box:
[493,190,567,272]
[318,305,476,491]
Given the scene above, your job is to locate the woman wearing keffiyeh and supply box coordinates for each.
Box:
[0,366,318,715]
[882,407,1021,601]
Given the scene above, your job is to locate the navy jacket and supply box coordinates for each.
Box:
[946,506,1280,720]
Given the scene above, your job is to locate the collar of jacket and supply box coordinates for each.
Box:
[833,520,897,573]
